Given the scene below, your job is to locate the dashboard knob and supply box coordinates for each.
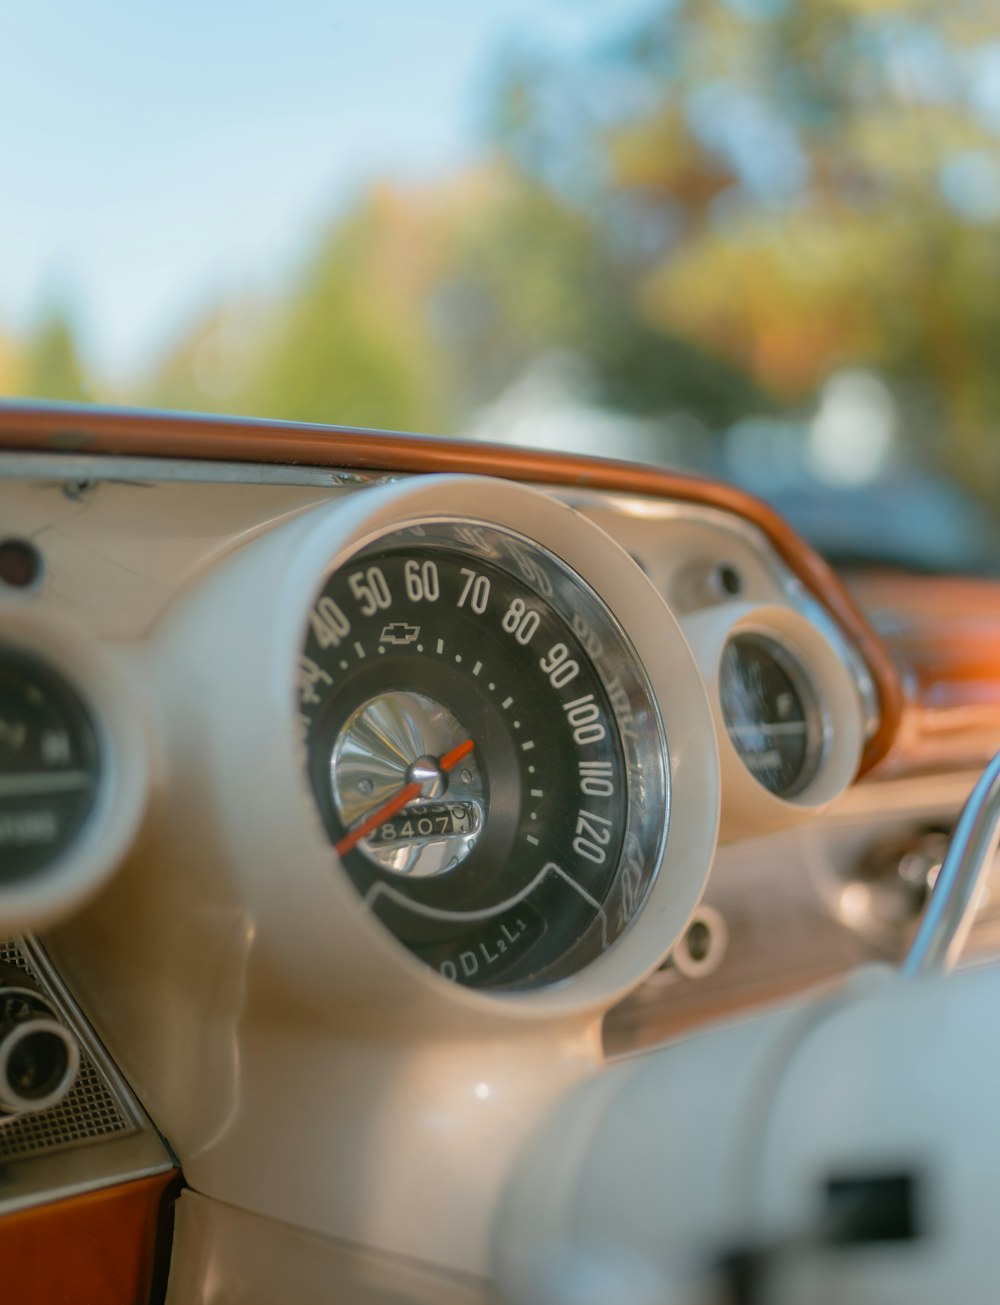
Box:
[0,962,79,1117]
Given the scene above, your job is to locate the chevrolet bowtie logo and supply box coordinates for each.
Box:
[379,622,421,646]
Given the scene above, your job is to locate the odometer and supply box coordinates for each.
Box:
[297,520,668,990]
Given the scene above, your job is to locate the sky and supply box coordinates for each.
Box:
[0,0,642,384]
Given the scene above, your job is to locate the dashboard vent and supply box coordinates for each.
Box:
[0,938,134,1161]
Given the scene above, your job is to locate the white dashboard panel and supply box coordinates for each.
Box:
[0,451,870,1277]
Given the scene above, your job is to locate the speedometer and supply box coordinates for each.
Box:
[298,520,667,991]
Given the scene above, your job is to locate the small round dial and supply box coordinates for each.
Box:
[719,632,823,798]
[0,647,101,882]
[298,521,667,991]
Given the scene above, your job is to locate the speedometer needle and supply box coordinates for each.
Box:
[334,738,475,857]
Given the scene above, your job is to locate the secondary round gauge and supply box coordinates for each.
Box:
[0,646,101,883]
[719,632,824,798]
[298,520,668,991]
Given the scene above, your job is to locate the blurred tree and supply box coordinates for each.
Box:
[148,298,272,416]
[434,169,763,427]
[148,181,462,432]
[0,331,21,395]
[17,311,89,402]
[145,162,762,439]
[138,0,999,496]
[490,0,1000,490]
[247,184,454,432]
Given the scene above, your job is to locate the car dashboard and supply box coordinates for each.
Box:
[2,404,998,1304]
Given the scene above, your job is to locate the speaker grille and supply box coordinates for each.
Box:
[0,938,134,1160]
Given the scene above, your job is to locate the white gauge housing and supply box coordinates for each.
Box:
[142,473,720,1020]
[682,602,864,841]
[0,610,150,931]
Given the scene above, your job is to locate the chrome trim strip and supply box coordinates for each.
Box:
[0,452,384,488]
[0,1128,176,1216]
[903,749,1000,977]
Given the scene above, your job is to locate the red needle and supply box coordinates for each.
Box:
[335,738,475,858]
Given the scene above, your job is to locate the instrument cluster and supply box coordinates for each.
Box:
[0,434,887,1279]
[0,458,870,1005]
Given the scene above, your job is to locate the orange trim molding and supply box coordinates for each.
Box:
[1,1170,179,1305]
[852,573,1000,776]
[0,401,903,774]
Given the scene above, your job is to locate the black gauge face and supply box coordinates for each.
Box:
[0,647,101,882]
[298,521,667,991]
[719,633,823,798]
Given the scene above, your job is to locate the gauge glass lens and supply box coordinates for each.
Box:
[298,521,668,991]
[719,632,823,798]
[0,647,101,881]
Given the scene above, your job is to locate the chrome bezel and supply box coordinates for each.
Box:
[306,516,670,989]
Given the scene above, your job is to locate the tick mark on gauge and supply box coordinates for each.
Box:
[522,741,535,752]
[513,721,520,730]
[488,682,496,691]
[472,661,483,677]
[436,638,445,655]
[354,642,366,659]
[454,654,462,664]
[530,789,543,798]
[526,835,539,846]
[527,765,535,774]
[502,696,513,710]
[0,771,92,798]
[340,660,348,670]
[417,644,424,653]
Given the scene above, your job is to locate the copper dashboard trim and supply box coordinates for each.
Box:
[0,401,903,774]
[851,573,1000,775]
[0,1169,179,1305]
